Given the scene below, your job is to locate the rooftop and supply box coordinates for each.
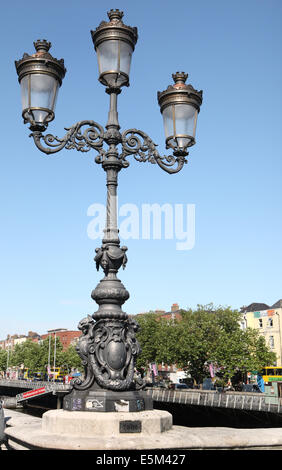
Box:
[241,299,282,313]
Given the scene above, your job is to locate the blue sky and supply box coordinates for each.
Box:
[0,0,281,338]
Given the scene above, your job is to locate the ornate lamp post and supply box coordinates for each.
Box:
[15,10,203,413]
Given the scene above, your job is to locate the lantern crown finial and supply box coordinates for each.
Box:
[107,9,124,22]
[33,39,51,54]
[172,71,188,85]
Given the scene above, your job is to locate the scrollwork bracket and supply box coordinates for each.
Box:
[30,120,106,158]
[120,128,188,174]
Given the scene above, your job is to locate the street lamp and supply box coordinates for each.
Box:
[158,71,202,153]
[15,39,66,131]
[91,9,138,88]
[15,10,203,413]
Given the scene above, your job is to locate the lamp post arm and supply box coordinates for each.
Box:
[30,120,105,156]
[120,128,188,174]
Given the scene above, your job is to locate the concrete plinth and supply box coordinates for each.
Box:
[42,409,172,436]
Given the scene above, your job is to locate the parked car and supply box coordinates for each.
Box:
[179,378,194,389]
[145,382,166,389]
[242,384,262,393]
[169,383,189,390]
[175,383,188,390]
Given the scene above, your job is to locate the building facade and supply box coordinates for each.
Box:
[0,331,40,350]
[0,328,81,352]
[41,328,81,350]
[241,300,282,367]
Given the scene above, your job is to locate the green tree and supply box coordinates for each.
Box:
[180,305,276,384]
[135,312,161,370]
[1,337,84,377]
[10,340,42,371]
[61,344,83,372]
[135,304,276,385]
[0,349,8,374]
[10,337,65,374]
[154,317,183,366]
[38,336,64,372]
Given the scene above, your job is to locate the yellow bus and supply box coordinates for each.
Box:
[23,369,45,381]
[23,368,32,380]
[48,367,68,382]
[261,367,282,384]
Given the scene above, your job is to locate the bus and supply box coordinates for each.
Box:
[23,368,32,380]
[16,367,68,382]
[31,371,45,381]
[47,367,68,382]
[261,367,282,385]
[22,369,45,381]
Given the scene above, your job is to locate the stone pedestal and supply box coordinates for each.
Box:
[42,408,172,437]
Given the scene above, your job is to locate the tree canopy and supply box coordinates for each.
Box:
[136,304,276,384]
[4,337,83,374]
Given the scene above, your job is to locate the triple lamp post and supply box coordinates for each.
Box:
[15,10,203,413]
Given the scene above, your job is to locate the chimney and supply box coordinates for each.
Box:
[171,303,179,312]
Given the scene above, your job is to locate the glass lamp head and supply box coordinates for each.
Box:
[158,72,203,154]
[91,9,138,89]
[15,40,66,131]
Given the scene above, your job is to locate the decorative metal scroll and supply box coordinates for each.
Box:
[30,120,105,157]
[73,314,144,392]
[72,315,95,391]
[120,128,188,174]
[30,122,187,174]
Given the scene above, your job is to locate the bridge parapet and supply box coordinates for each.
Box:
[0,379,71,392]
[0,379,72,391]
[147,388,282,415]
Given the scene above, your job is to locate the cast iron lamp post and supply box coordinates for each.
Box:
[15,10,203,413]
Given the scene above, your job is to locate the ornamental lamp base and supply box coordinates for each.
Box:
[63,388,153,413]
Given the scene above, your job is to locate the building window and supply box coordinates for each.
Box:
[259,319,263,328]
[268,318,273,327]
[269,336,274,349]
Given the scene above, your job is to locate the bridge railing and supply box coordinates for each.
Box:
[147,387,282,415]
[0,379,71,392]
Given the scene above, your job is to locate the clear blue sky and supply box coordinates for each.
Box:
[1,0,281,338]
